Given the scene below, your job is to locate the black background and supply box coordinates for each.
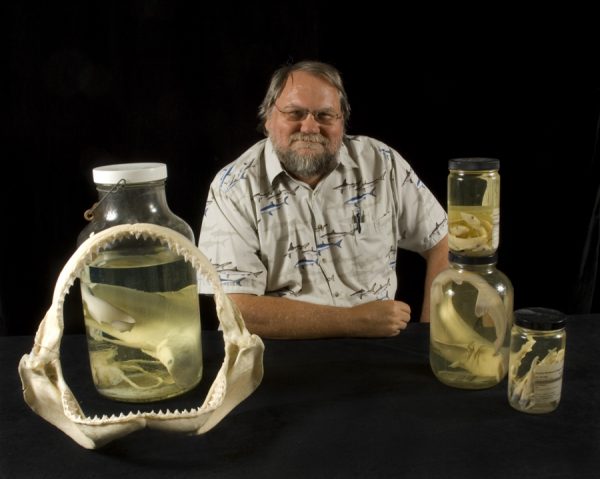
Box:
[3,2,599,335]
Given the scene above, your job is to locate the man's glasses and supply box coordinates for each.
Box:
[274,104,342,126]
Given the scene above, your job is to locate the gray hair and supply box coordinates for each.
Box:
[258,60,351,134]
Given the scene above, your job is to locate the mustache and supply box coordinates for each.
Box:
[289,133,328,145]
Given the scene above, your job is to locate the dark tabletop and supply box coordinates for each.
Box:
[2,316,599,479]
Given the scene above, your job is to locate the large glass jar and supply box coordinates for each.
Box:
[448,158,500,256]
[430,252,513,389]
[78,163,202,402]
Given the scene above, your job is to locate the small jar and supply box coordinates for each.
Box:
[430,252,513,389]
[78,163,202,402]
[508,308,566,413]
[448,158,500,256]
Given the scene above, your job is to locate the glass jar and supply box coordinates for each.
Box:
[448,158,500,256]
[430,252,513,389]
[78,163,202,402]
[508,308,566,414]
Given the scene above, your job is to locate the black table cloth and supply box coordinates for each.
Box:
[2,316,599,478]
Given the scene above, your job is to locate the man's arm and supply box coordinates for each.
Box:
[228,294,411,339]
[419,234,449,322]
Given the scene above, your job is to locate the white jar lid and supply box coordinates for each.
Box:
[93,163,167,184]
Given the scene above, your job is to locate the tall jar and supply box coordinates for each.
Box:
[448,158,500,256]
[508,308,567,413]
[78,163,202,402]
[430,252,513,389]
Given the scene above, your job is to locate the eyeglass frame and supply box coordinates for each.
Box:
[273,103,343,126]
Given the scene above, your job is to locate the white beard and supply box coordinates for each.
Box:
[273,133,339,179]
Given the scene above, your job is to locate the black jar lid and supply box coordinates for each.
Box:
[448,158,500,171]
[449,251,498,265]
[514,307,567,331]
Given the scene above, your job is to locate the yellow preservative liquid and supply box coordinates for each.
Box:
[80,246,202,402]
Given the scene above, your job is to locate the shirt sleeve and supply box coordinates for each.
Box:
[390,148,448,253]
[197,174,267,295]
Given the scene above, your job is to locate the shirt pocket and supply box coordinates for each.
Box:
[325,208,396,278]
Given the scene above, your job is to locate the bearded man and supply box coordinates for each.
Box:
[198,60,448,338]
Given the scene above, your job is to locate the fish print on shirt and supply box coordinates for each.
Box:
[345,187,376,205]
[260,196,289,215]
[350,278,392,301]
[372,143,422,191]
[284,237,335,270]
[295,257,319,268]
[212,261,263,286]
[256,186,298,216]
[320,227,357,240]
[402,168,414,186]
[253,185,300,201]
[429,218,448,240]
[401,167,425,190]
[283,240,320,268]
[334,172,386,208]
[316,239,343,252]
[218,159,255,192]
[334,171,387,194]
[268,286,302,297]
[284,242,311,259]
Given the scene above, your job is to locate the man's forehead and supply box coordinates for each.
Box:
[279,71,340,105]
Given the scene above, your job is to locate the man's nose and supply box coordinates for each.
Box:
[299,112,321,133]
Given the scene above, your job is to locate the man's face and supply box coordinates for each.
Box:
[265,71,344,182]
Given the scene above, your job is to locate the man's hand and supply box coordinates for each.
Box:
[349,300,411,337]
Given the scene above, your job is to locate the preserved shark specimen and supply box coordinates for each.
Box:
[430,267,512,389]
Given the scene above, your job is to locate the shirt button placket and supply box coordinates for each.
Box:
[310,188,338,304]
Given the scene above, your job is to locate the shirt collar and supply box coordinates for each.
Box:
[338,137,358,170]
[264,139,286,185]
[264,136,358,186]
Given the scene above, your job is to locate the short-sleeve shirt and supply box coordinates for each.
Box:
[198,135,447,306]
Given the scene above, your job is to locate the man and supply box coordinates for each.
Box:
[199,61,448,339]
